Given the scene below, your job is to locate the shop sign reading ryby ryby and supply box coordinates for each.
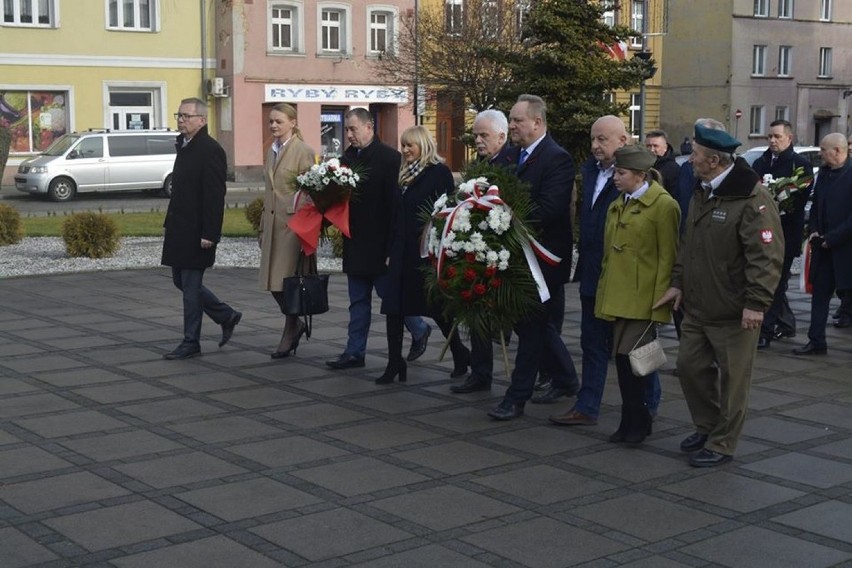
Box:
[265,84,408,104]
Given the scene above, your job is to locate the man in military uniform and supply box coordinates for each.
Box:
[655,123,784,467]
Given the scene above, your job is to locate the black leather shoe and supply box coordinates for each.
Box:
[772,327,796,340]
[531,385,578,404]
[450,376,491,393]
[689,448,733,467]
[326,353,366,369]
[406,326,431,361]
[163,344,201,360]
[792,342,827,356]
[219,311,242,347]
[834,315,852,329]
[679,432,708,452]
[757,336,771,350]
[487,401,524,421]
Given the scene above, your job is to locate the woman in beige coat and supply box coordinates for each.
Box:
[258,103,316,358]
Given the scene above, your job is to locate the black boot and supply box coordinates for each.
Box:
[609,405,630,443]
[377,315,407,384]
[613,354,652,445]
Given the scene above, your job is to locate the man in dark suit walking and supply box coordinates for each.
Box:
[487,94,579,420]
[326,108,408,369]
[161,97,241,360]
[752,120,813,349]
[794,132,852,355]
[451,109,512,394]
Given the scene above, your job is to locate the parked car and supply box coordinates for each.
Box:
[739,145,822,174]
[15,129,177,202]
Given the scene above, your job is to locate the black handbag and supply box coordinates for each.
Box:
[281,253,328,338]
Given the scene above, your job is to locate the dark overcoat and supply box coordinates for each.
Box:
[809,160,852,289]
[161,126,226,269]
[575,157,620,296]
[506,134,575,288]
[752,145,813,260]
[342,138,401,276]
[382,163,455,316]
[654,145,681,196]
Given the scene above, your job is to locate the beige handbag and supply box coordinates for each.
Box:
[628,322,666,376]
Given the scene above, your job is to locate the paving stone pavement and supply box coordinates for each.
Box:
[1,267,851,568]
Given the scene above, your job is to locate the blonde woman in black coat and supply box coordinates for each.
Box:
[377,126,470,384]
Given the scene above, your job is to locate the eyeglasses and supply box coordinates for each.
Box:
[174,113,204,121]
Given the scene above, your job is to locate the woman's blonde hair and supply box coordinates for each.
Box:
[399,125,443,171]
[270,103,303,140]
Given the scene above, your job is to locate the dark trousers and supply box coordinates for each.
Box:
[761,252,796,337]
[539,285,579,388]
[807,249,838,348]
[502,286,578,405]
[171,267,234,347]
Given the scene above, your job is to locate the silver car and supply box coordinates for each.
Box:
[15,130,176,202]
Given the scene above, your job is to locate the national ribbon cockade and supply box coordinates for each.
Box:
[288,158,358,255]
[425,177,560,303]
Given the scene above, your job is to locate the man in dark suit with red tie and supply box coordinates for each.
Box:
[487,95,579,420]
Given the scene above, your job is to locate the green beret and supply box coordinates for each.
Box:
[614,145,656,171]
[694,123,741,153]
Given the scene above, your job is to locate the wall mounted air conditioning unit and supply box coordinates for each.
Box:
[206,77,227,97]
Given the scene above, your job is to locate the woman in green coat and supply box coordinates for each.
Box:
[595,145,681,444]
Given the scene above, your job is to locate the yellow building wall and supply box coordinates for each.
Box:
[1,0,218,182]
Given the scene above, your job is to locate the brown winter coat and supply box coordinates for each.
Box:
[258,137,316,291]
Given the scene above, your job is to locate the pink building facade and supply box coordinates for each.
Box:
[214,1,416,181]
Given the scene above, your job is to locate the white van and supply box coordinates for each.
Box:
[15,129,177,202]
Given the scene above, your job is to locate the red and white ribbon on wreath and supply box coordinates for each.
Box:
[424,181,560,303]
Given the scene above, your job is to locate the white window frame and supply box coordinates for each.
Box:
[269,2,303,53]
[630,0,643,48]
[778,46,791,76]
[481,0,500,38]
[317,3,351,55]
[753,0,769,17]
[103,81,167,130]
[106,0,159,32]
[775,106,790,122]
[819,0,832,21]
[2,0,58,27]
[778,0,792,19]
[514,0,530,38]
[366,5,398,56]
[445,0,463,35]
[629,93,642,137]
[752,45,766,76]
[818,47,832,78]
[749,105,765,136]
[601,1,615,27]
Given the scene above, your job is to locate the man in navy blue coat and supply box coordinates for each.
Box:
[550,116,661,426]
[794,132,852,355]
[487,95,579,420]
[752,120,813,349]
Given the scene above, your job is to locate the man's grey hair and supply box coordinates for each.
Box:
[474,109,508,136]
[181,97,207,117]
[517,94,547,126]
[694,118,733,166]
[345,107,374,126]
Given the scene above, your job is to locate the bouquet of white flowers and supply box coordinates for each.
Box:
[761,166,813,215]
[289,158,364,255]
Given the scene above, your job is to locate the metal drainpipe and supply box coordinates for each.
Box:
[200,0,207,98]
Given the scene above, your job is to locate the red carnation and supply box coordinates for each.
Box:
[464,268,477,281]
[484,266,497,278]
[490,278,502,289]
[438,279,450,289]
[465,252,476,263]
[446,265,457,278]
[473,283,487,295]
[460,290,473,301]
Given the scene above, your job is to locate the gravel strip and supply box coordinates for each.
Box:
[0,237,342,278]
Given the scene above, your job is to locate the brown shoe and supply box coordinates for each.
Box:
[549,409,597,426]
